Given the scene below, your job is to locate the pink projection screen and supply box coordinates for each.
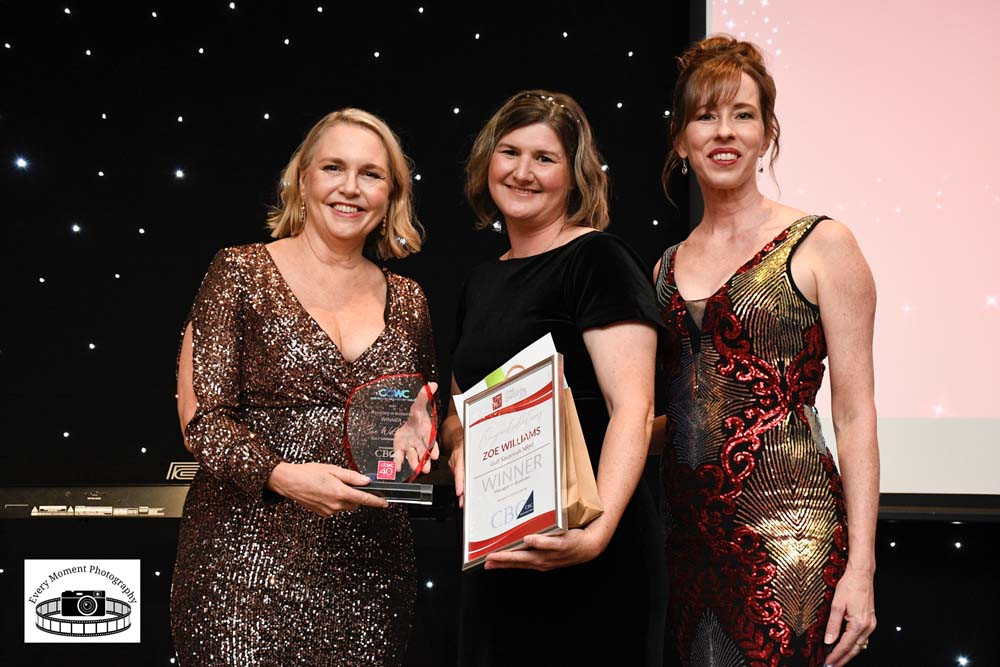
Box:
[708,1,999,495]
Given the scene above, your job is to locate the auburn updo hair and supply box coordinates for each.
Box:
[662,35,780,196]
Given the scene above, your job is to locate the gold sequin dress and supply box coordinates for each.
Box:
[170,244,437,666]
[655,216,848,666]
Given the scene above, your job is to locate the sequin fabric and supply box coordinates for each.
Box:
[170,244,437,666]
[656,216,848,667]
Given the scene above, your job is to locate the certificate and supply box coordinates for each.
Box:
[461,354,567,569]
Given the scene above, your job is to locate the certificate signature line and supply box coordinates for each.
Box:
[471,442,552,480]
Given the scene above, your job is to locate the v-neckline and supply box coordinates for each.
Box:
[259,243,392,366]
[670,215,809,305]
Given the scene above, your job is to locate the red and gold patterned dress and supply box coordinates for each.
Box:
[655,215,848,667]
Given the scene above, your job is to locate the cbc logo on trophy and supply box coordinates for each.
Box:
[343,373,438,505]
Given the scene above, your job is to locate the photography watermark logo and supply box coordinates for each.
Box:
[24,559,141,643]
[166,461,200,480]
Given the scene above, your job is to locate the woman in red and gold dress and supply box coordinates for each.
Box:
[654,37,879,667]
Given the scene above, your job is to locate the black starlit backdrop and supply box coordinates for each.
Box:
[1,2,693,484]
[3,4,998,667]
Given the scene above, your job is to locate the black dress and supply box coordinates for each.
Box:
[452,232,667,667]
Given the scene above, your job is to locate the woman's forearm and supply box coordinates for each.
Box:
[832,406,880,572]
[585,401,654,547]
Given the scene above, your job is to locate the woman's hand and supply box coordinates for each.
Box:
[392,381,440,475]
[447,439,465,508]
[823,565,876,666]
[441,375,466,507]
[266,462,389,517]
[483,527,608,571]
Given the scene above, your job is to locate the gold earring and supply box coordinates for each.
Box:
[379,215,388,237]
[299,201,306,222]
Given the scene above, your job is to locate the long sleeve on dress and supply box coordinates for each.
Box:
[184,248,282,495]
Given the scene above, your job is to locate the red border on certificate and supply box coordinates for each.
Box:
[467,510,557,560]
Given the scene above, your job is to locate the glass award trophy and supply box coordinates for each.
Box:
[343,373,437,505]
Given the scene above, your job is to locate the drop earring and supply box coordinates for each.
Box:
[758,157,764,173]
[680,158,689,175]
[299,200,307,222]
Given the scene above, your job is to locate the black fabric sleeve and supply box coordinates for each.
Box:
[565,232,662,331]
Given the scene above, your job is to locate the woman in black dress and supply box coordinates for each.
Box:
[441,90,667,666]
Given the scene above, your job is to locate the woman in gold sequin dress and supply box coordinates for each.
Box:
[654,38,879,667]
[170,109,438,666]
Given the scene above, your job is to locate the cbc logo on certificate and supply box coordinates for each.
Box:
[23,559,141,643]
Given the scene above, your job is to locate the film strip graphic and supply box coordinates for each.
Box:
[35,596,132,637]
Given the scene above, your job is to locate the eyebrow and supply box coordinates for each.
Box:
[496,141,563,158]
[319,156,388,172]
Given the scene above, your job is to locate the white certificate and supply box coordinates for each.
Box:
[461,354,567,569]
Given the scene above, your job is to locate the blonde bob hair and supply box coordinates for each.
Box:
[465,89,609,231]
[267,108,423,259]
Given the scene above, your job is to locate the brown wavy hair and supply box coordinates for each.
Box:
[663,35,780,198]
[267,108,424,259]
[465,90,609,231]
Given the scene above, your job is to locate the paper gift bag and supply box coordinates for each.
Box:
[561,387,603,528]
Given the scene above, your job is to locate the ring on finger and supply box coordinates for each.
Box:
[856,638,870,651]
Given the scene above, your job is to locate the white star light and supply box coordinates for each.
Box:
[987,296,997,307]
[453,107,460,114]
[889,541,896,547]
[98,170,105,176]
[418,6,424,13]
[151,11,157,18]
[140,446,147,453]
[101,113,107,119]
[198,47,204,54]
[138,227,146,234]
[263,113,270,119]
[175,169,185,178]
[284,38,290,45]
[374,51,380,58]
[474,33,480,39]
[601,164,608,172]
[177,115,184,122]
[933,404,944,416]
[63,431,70,438]
[85,49,92,56]
[88,343,96,350]
[71,224,81,232]
[652,219,659,226]
[562,31,568,38]
[414,174,422,181]
[4,43,10,49]
[15,157,28,169]
[317,5,323,12]
[64,7,71,14]
[627,50,634,57]
[425,580,434,589]
[114,273,121,279]
[727,19,736,29]
[954,542,962,549]
[39,277,46,283]
[896,626,902,631]
[958,657,969,666]
[229,2,235,8]
[616,102,623,109]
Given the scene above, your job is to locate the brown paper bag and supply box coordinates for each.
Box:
[562,387,603,528]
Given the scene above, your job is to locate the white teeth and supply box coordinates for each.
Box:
[713,152,738,161]
[332,204,361,213]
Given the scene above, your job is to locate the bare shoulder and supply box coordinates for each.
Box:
[801,218,865,260]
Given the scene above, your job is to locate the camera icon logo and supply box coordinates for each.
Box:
[61,590,106,617]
